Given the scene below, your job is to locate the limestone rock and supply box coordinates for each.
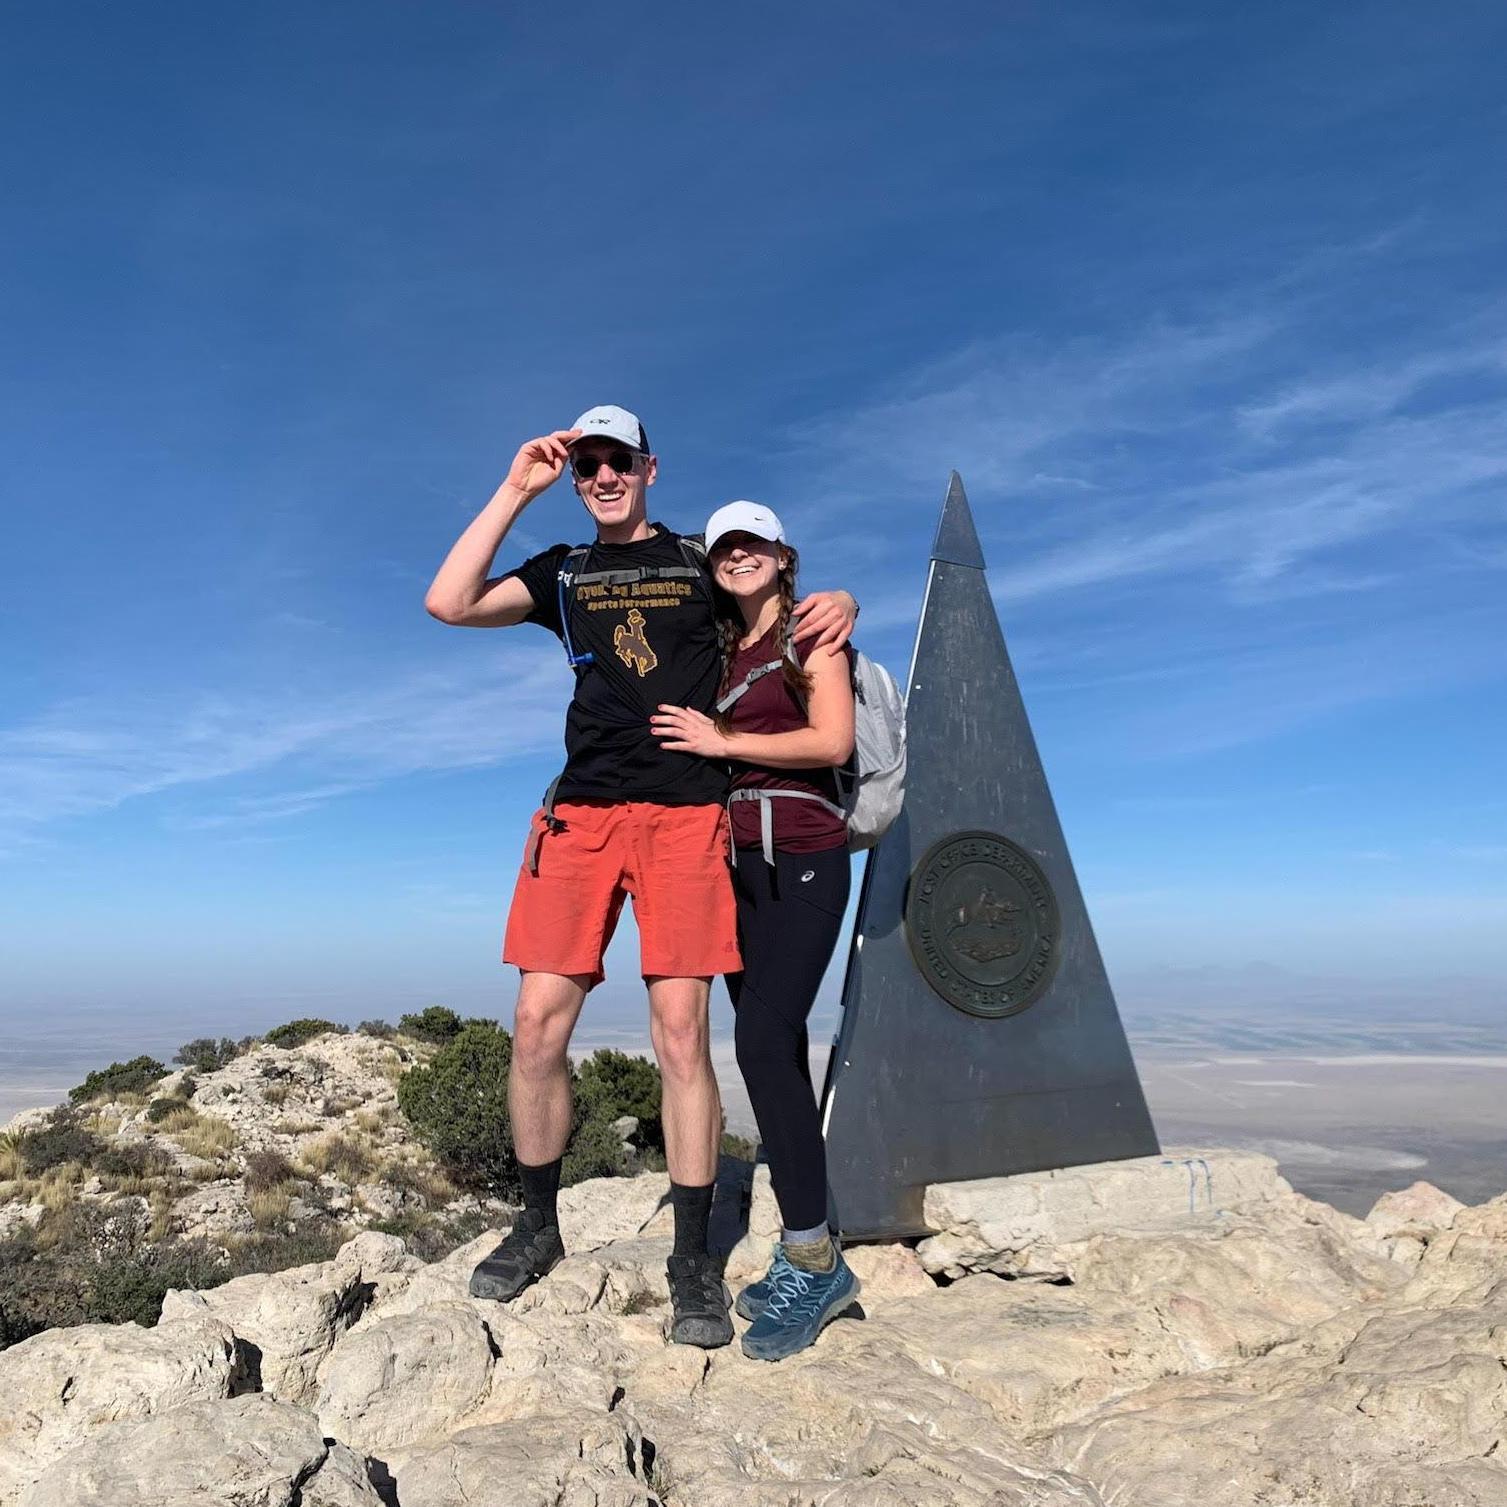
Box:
[15,1395,382,1507]
[917,1146,1291,1278]
[0,1313,245,1504]
[168,1178,254,1240]
[159,1230,411,1403]
[622,1316,1105,1506]
[388,1413,653,1507]
[316,1301,496,1454]
[842,1241,934,1302]
[1366,1178,1466,1265]
[1049,1280,1507,1507]
[721,1161,781,1282]
[5,1151,1504,1507]
[0,1201,45,1241]
[1400,1191,1507,1306]
[0,1108,50,1138]
[556,1168,675,1250]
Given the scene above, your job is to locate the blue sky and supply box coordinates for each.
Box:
[2,1,1505,1050]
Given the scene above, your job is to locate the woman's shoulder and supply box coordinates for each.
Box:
[792,635,855,671]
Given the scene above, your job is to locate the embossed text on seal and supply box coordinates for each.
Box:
[905,830,1060,1018]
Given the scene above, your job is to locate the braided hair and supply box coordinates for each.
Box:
[713,546,813,733]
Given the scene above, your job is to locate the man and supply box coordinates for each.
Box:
[424,406,855,1347]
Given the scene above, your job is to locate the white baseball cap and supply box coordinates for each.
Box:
[705,500,786,551]
[569,404,650,453]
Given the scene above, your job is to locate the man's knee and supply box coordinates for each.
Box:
[648,980,712,1083]
[512,975,586,1076]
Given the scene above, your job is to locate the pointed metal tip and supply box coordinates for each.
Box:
[930,471,986,570]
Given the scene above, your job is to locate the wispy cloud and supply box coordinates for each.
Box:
[783,286,1507,617]
[0,643,570,844]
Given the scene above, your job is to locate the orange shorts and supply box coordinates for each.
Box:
[503,800,741,987]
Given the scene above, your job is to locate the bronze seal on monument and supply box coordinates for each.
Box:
[905,830,1060,1018]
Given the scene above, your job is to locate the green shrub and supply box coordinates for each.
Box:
[173,1037,242,1073]
[223,1220,346,1278]
[368,1208,494,1264]
[357,1019,396,1039]
[69,1056,168,1104]
[576,1049,664,1152]
[561,1111,627,1184]
[19,1109,103,1173]
[93,1139,172,1181]
[145,1095,188,1123]
[720,1129,758,1162]
[398,1022,519,1196]
[264,1018,345,1049]
[0,1202,351,1351]
[398,1006,464,1044]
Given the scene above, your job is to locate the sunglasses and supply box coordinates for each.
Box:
[571,448,639,480]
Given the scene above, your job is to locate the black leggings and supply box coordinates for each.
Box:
[725,845,851,1233]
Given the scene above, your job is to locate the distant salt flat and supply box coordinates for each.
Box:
[1292,1054,1507,1068]
[1234,1079,1314,1088]
[1217,1137,1429,1172]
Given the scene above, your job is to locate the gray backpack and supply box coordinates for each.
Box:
[717,641,907,864]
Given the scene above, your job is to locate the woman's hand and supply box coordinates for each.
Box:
[651,704,731,758]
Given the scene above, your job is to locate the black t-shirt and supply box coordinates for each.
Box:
[505,526,729,806]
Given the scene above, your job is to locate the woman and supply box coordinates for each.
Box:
[650,500,860,1361]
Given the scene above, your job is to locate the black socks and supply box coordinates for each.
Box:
[670,1180,715,1259]
[519,1157,562,1228]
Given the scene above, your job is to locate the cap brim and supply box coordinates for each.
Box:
[705,523,783,551]
[567,431,645,452]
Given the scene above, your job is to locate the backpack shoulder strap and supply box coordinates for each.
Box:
[714,658,784,713]
[555,546,595,669]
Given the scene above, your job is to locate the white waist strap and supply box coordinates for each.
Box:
[727,787,847,865]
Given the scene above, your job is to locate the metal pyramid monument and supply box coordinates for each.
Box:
[819,473,1159,1240]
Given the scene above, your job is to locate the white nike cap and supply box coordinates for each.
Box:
[705,500,787,551]
[569,404,650,453]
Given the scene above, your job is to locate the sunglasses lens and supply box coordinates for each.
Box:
[572,449,635,479]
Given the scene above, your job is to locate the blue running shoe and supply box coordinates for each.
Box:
[734,1247,792,1322]
[740,1247,860,1361]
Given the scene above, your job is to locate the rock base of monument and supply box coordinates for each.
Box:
[917,1145,1296,1278]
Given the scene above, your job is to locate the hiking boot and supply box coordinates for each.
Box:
[665,1253,733,1349]
[468,1208,564,1302]
[734,1247,792,1322]
[740,1246,860,1362]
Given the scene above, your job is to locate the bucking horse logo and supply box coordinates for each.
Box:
[613,608,658,677]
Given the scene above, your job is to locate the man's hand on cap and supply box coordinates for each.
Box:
[503,430,582,502]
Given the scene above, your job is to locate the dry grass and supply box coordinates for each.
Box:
[88,1108,124,1139]
[34,1163,87,1210]
[354,1109,389,1136]
[382,1156,459,1207]
[154,1104,202,1134]
[148,1186,176,1241]
[273,1117,322,1137]
[0,1142,23,1182]
[297,1132,374,1183]
[248,1187,293,1230]
[262,1083,290,1107]
[244,1148,297,1194]
[173,1113,238,1161]
[320,1094,362,1118]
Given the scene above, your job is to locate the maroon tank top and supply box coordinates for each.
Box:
[724,626,851,854]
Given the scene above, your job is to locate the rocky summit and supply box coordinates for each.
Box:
[0,1142,1502,1506]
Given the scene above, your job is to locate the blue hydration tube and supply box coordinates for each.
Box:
[558,564,594,668]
